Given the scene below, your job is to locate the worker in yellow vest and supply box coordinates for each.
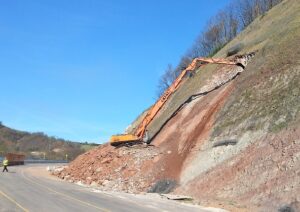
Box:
[2,157,8,172]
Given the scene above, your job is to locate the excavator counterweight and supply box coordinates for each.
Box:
[110,134,140,146]
[109,56,245,146]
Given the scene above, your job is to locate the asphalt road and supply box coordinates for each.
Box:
[0,164,225,212]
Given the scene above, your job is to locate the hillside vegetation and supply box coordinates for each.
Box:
[148,0,300,139]
[0,122,98,160]
[156,0,283,97]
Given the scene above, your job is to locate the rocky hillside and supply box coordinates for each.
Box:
[54,1,300,211]
[0,122,98,160]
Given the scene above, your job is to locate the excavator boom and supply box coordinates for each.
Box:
[110,57,240,146]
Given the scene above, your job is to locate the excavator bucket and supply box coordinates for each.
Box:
[110,134,141,146]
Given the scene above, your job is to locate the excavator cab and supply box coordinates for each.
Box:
[110,130,149,146]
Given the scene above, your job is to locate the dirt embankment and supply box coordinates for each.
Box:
[54,59,249,194]
[54,1,300,211]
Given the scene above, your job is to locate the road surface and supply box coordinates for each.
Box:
[0,164,226,212]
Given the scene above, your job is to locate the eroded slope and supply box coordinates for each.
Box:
[55,1,300,211]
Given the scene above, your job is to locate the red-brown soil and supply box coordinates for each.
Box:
[150,81,236,182]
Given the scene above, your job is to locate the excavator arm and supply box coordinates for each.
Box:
[110,57,240,146]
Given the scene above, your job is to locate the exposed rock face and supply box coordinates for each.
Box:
[176,127,300,211]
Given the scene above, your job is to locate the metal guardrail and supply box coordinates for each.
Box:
[0,159,68,165]
[24,160,69,164]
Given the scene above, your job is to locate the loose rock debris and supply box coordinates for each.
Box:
[53,144,161,193]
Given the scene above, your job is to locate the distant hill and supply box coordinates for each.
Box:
[0,122,98,161]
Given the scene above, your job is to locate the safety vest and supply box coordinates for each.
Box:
[3,159,8,166]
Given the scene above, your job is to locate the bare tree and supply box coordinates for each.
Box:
[176,56,192,73]
[156,64,176,97]
[236,0,256,28]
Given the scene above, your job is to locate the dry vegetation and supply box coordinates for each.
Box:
[156,0,283,97]
[145,0,300,141]
[212,0,300,138]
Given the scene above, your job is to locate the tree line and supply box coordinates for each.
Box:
[156,0,282,97]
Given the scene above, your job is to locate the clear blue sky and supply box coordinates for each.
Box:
[0,0,229,143]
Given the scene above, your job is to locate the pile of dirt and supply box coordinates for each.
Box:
[53,144,161,193]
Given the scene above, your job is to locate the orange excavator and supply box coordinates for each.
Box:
[110,56,245,146]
